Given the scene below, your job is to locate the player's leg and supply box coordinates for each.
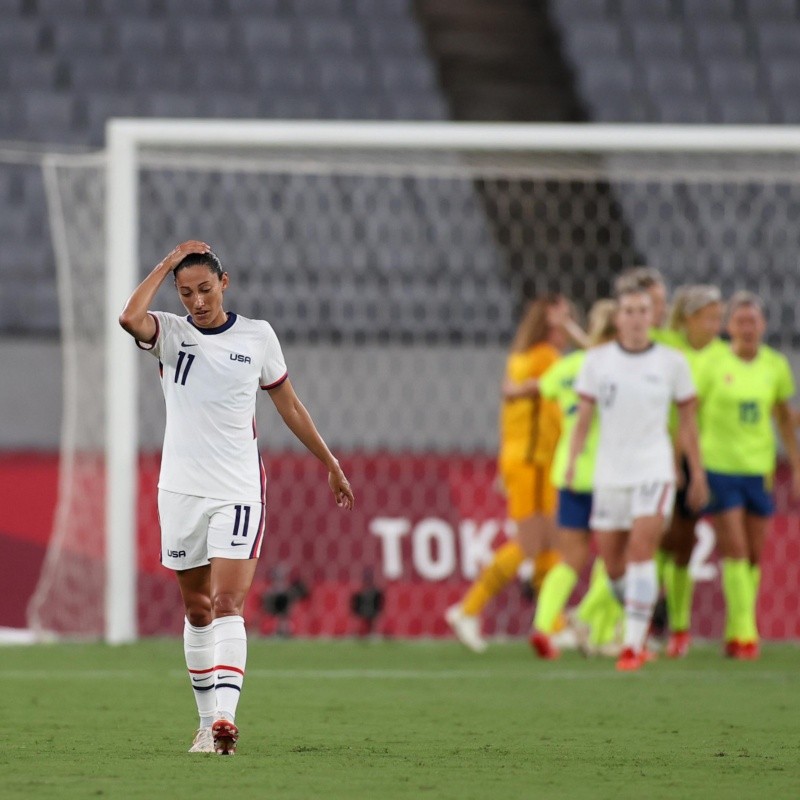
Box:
[707,472,752,657]
[616,482,675,670]
[206,499,264,754]
[661,513,697,657]
[159,489,217,753]
[738,477,773,658]
[447,463,537,652]
[530,490,591,659]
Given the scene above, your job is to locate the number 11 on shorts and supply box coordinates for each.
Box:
[232,504,251,539]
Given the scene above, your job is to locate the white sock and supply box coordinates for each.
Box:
[213,615,247,722]
[624,560,658,652]
[183,618,215,728]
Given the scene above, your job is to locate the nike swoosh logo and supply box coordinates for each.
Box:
[191,677,211,683]
[181,341,198,347]
[217,674,240,680]
[230,541,249,547]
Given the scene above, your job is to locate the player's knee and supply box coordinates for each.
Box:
[185,605,212,628]
[211,592,243,618]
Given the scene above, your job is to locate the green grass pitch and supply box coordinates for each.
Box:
[2,639,798,799]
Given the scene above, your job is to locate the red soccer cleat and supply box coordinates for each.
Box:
[739,640,761,660]
[529,630,560,660]
[724,639,743,658]
[666,630,691,659]
[616,647,644,672]
[212,719,239,755]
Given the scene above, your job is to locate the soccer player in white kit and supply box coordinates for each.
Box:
[565,284,708,671]
[119,241,354,754]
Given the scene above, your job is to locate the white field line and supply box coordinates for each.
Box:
[0,668,795,682]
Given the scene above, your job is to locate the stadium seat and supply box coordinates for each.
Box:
[618,0,674,20]
[576,58,637,98]
[376,57,437,92]
[50,19,111,53]
[143,92,204,118]
[362,19,427,54]
[206,93,262,119]
[161,0,221,17]
[560,22,624,61]
[549,0,609,25]
[316,57,370,92]
[299,18,357,54]
[629,21,686,60]
[123,58,190,91]
[67,57,123,91]
[177,19,233,54]
[0,19,42,52]
[755,22,800,58]
[225,0,281,15]
[743,0,799,21]
[250,56,309,92]
[682,0,736,19]
[714,96,771,123]
[765,58,800,99]
[3,56,61,91]
[191,58,249,92]
[705,60,760,98]
[652,95,710,123]
[643,61,698,97]
[353,0,413,17]
[690,22,748,59]
[115,19,170,52]
[81,92,145,142]
[36,0,93,17]
[23,90,76,136]
[292,0,344,16]
[238,22,295,55]
[98,0,155,16]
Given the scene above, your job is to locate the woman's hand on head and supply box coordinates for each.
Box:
[159,240,211,271]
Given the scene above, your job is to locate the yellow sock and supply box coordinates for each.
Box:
[461,540,526,616]
[532,549,561,595]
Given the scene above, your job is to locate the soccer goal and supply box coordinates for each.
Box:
[30,121,800,643]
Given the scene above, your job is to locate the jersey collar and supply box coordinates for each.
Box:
[187,311,237,335]
[616,340,656,355]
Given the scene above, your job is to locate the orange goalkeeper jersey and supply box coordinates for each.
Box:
[499,342,561,466]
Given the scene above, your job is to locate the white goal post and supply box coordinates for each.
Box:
[76,121,800,642]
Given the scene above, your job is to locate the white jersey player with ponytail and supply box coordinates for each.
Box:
[119,240,354,754]
[565,283,708,671]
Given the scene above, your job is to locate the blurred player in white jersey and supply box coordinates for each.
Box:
[566,284,708,671]
[119,241,354,754]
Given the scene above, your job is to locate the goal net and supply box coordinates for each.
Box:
[29,122,800,642]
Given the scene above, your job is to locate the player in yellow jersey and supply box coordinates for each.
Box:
[524,299,623,659]
[657,285,726,658]
[446,295,575,652]
[695,292,800,659]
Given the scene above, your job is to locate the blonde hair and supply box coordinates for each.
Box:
[586,299,617,346]
[510,294,563,352]
[726,290,763,321]
[669,284,722,331]
[614,266,665,297]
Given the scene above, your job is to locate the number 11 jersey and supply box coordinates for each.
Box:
[137,311,287,502]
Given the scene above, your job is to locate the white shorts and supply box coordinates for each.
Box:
[590,481,675,532]
[158,489,266,571]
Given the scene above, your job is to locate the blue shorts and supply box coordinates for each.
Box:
[705,471,774,517]
[557,489,593,530]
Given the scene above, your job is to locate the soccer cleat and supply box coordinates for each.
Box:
[724,639,743,658]
[738,640,761,660]
[616,647,644,672]
[445,604,487,653]
[188,727,214,754]
[666,630,691,659]
[530,630,560,660]
[212,719,239,755]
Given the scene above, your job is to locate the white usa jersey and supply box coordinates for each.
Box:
[574,341,696,488]
[137,311,287,502]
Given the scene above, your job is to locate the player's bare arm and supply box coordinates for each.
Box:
[501,376,539,400]
[774,401,800,499]
[119,240,211,341]
[267,378,354,510]
[564,396,593,487]
[676,399,709,511]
